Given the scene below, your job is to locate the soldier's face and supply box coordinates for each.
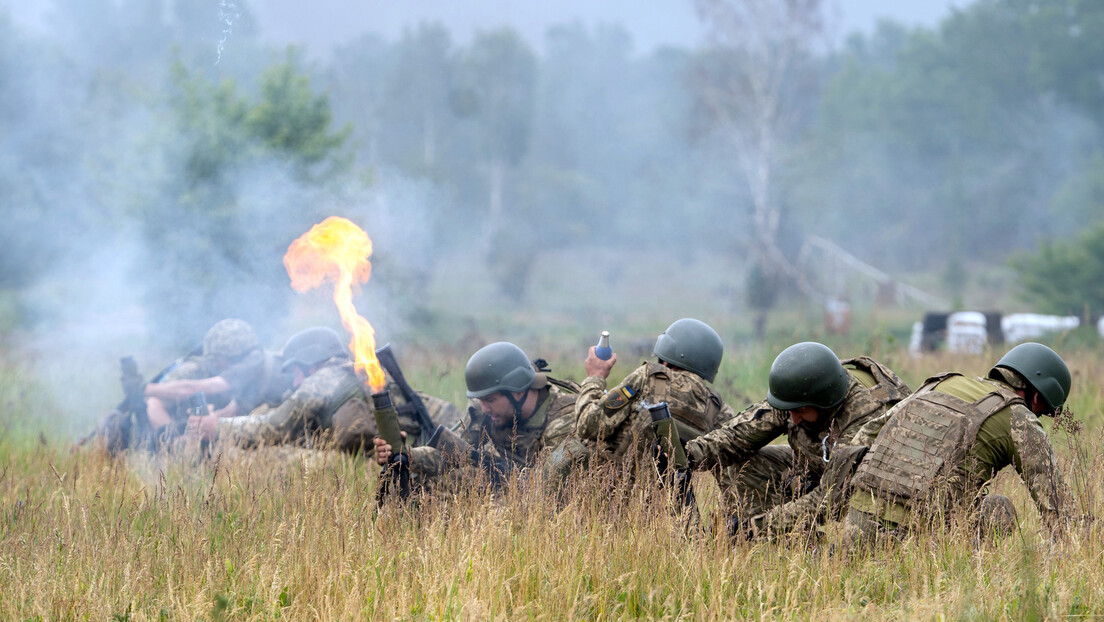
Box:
[788,406,822,429]
[1020,389,1054,417]
[477,392,521,426]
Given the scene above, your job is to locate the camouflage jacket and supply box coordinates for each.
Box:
[217,358,366,449]
[158,355,222,417]
[575,361,735,466]
[218,349,293,414]
[849,373,1075,529]
[408,377,577,479]
[219,359,461,452]
[686,357,910,533]
[159,348,292,417]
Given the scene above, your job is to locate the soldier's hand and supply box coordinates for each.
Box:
[186,414,219,441]
[373,431,407,466]
[584,346,618,379]
[373,437,392,466]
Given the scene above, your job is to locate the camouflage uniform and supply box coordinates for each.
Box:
[406,373,577,481]
[685,357,910,535]
[93,349,292,452]
[163,349,292,416]
[846,371,1075,541]
[219,357,460,453]
[574,362,736,474]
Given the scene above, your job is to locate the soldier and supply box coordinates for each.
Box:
[573,318,736,490]
[143,318,291,422]
[91,318,292,452]
[845,342,1077,542]
[685,341,911,539]
[373,342,578,487]
[189,326,460,453]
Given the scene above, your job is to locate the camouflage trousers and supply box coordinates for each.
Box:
[718,445,820,519]
[844,493,1018,545]
[541,435,591,488]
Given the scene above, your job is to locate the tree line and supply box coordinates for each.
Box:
[1,0,1101,346]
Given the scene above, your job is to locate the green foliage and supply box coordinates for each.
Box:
[1018,0,1104,124]
[797,0,1102,274]
[140,52,352,344]
[1011,220,1104,316]
[457,28,537,167]
[246,50,352,179]
[1049,152,1104,232]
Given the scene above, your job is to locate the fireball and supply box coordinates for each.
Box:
[284,216,386,391]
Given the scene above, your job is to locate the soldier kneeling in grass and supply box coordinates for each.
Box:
[845,342,1079,544]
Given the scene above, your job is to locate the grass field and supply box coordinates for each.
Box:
[1,330,1103,620]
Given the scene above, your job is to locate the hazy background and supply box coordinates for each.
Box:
[1,0,1102,431]
[8,1,960,53]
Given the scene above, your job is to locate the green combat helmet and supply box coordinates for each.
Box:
[203,319,259,361]
[465,342,536,399]
[766,342,849,411]
[653,318,724,383]
[280,326,348,372]
[988,342,1071,413]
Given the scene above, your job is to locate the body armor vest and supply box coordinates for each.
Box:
[464,378,577,464]
[851,372,1023,505]
[324,367,371,428]
[609,362,726,462]
[842,356,911,405]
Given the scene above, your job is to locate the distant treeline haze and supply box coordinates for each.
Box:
[2,0,1103,346]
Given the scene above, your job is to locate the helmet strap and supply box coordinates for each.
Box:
[504,389,529,422]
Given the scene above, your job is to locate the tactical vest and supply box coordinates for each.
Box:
[464,376,578,462]
[610,362,726,462]
[842,356,911,405]
[644,362,724,437]
[257,350,292,406]
[851,372,1023,505]
[324,365,371,428]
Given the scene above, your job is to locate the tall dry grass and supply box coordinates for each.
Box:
[1,348,1103,620]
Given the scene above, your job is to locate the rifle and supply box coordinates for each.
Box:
[374,343,439,446]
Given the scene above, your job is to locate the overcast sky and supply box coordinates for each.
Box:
[4,0,965,56]
[251,0,964,55]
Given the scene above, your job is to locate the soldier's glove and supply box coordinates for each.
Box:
[387,452,409,468]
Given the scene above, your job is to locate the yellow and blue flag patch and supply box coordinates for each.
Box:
[603,386,636,410]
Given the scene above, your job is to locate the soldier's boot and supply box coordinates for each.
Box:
[843,507,902,549]
[977,493,1018,539]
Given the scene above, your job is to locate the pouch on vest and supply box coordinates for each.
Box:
[851,373,1021,505]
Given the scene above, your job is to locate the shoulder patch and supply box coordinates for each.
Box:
[603,386,636,410]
